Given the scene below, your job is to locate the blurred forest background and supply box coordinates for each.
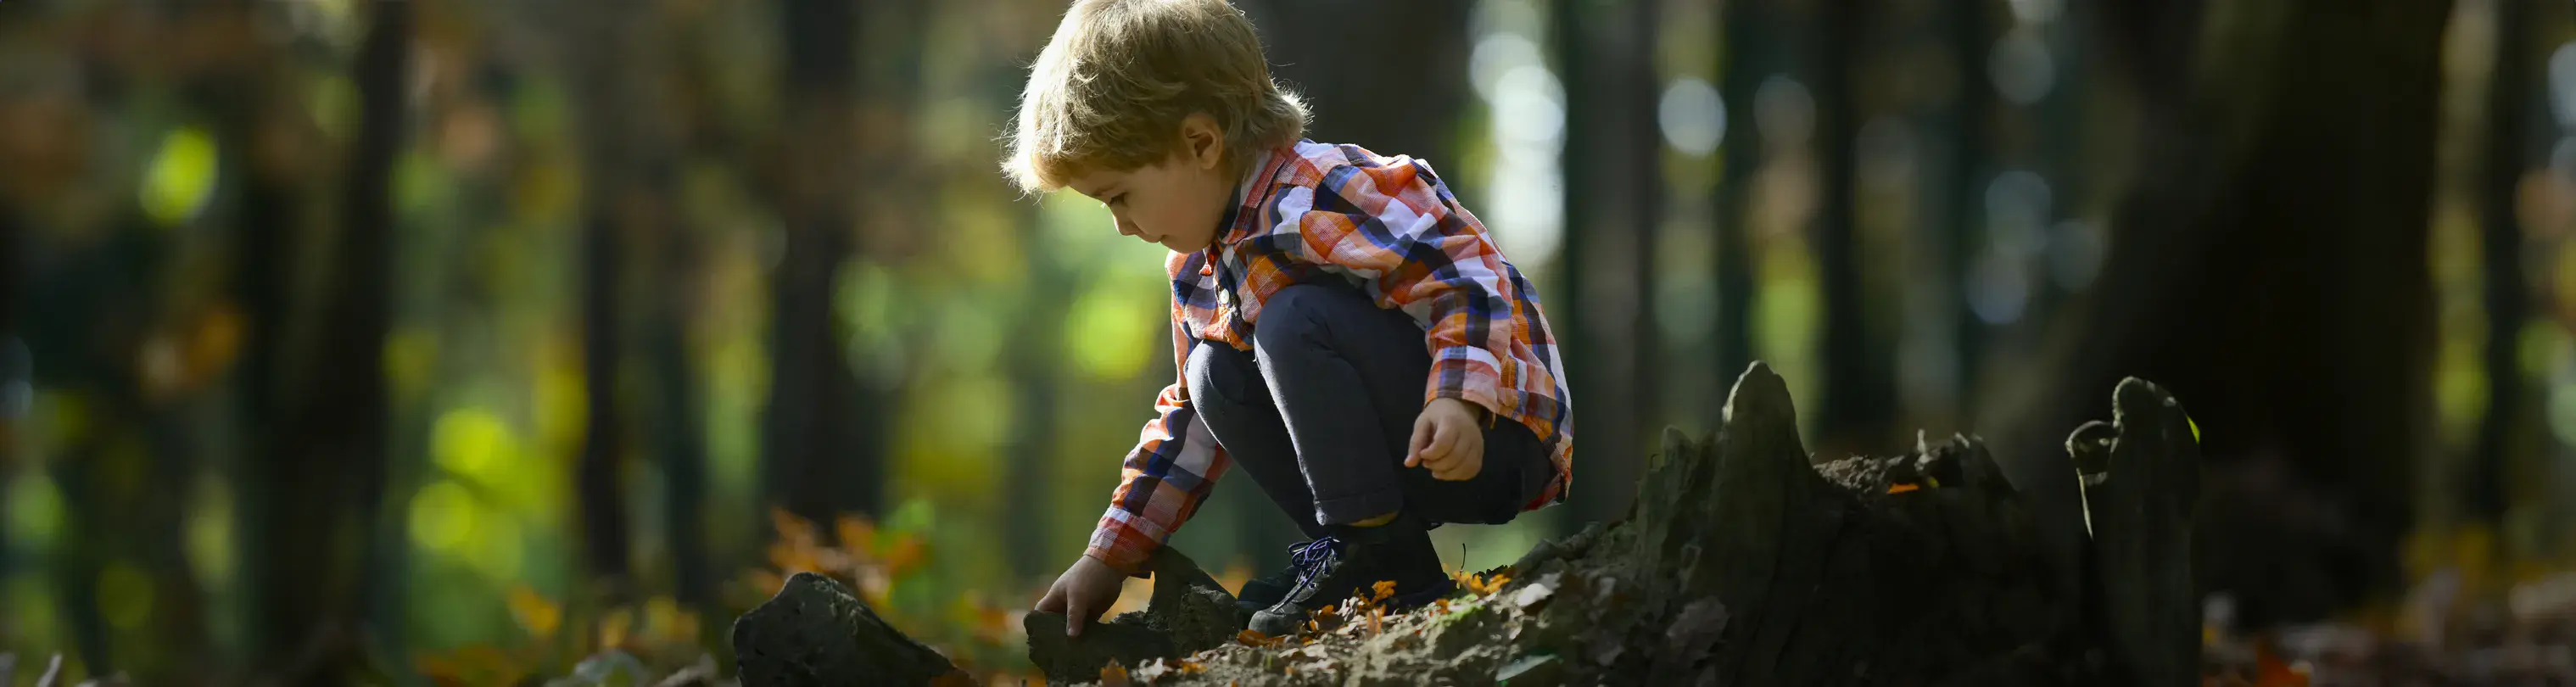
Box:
[0,0,2569,683]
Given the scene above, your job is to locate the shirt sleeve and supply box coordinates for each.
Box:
[1083,321,1231,576]
[1290,159,1519,417]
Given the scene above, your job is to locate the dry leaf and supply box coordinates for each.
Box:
[1371,580,1396,602]
[1887,483,1922,494]
[506,586,562,640]
[1100,663,1132,687]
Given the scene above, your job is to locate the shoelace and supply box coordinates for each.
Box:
[1284,536,1344,589]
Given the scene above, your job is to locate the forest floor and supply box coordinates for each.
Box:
[727,363,2576,686]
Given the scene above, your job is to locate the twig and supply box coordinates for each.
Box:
[34,654,62,687]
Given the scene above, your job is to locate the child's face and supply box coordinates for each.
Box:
[1066,114,1237,254]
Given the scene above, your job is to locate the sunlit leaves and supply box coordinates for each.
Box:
[1066,282,1157,382]
[184,474,237,589]
[140,126,217,227]
[96,561,154,629]
[409,480,477,551]
[434,407,514,479]
[3,471,62,548]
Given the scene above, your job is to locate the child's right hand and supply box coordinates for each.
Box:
[1034,554,1127,637]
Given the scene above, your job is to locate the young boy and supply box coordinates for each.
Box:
[1009,0,1573,639]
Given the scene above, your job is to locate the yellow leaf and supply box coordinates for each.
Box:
[884,534,928,577]
[1100,663,1132,687]
[771,507,817,547]
[1887,483,1921,494]
[599,606,634,650]
[1371,580,1395,602]
[506,585,561,639]
[835,513,879,552]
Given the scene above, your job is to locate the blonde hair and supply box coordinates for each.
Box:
[1003,0,1309,193]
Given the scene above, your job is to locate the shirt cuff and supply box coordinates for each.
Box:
[1424,349,1505,419]
[1086,511,1158,578]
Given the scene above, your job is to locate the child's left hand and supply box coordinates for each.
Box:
[1405,398,1486,481]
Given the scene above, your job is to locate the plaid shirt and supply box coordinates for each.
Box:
[1086,140,1573,573]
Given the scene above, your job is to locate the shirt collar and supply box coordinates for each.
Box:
[1212,143,1299,249]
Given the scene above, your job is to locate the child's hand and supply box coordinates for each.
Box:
[1405,398,1487,481]
[1034,554,1126,637]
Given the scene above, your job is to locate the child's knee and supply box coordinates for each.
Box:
[1254,282,1358,348]
[1185,343,1263,411]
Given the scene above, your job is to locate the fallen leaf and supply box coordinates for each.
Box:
[1371,580,1396,602]
[1887,483,1921,494]
[1101,663,1132,687]
[2253,644,2309,687]
[506,586,562,640]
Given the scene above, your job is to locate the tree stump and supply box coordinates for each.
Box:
[1499,361,2072,685]
[2068,378,2202,686]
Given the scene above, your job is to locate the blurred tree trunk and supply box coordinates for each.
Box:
[1004,213,1066,581]
[1811,0,1894,451]
[1942,0,1993,411]
[646,255,715,612]
[570,0,649,595]
[1713,0,1771,384]
[0,198,14,589]
[1986,0,2445,625]
[622,0,718,616]
[2468,0,2537,524]
[766,0,880,524]
[661,0,746,619]
[1555,0,1662,525]
[243,0,404,679]
[1243,0,1473,165]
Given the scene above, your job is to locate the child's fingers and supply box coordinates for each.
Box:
[1405,415,1439,467]
[1036,584,1065,612]
[1431,418,1467,461]
[1065,595,1088,638]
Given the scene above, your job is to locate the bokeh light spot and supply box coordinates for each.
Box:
[408,480,478,553]
[97,561,154,629]
[1659,77,1725,157]
[140,126,219,227]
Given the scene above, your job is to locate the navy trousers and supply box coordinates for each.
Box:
[1186,282,1551,538]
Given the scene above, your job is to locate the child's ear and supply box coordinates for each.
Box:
[1181,113,1225,170]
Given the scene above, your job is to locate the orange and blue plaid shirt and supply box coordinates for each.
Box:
[1086,140,1573,573]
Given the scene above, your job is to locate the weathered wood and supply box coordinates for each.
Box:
[2068,378,2202,686]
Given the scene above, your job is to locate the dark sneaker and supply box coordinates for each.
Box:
[1235,547,1310,613]
[1245,515,1452,637]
